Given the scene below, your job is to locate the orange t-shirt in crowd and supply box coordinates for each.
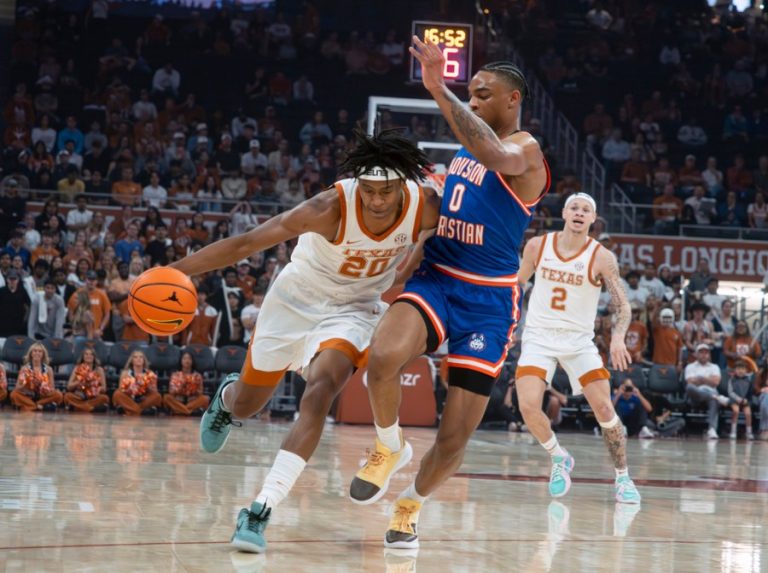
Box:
[112,181,142,206]
[67,287,112,331]
[652,324,683,366]
[118,300,150,342]
[31,245,60,266]
[183,304,219,345]
[625,321,648,359]
[723,336,761,368]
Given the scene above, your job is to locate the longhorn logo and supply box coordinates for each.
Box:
[161,291,183,306]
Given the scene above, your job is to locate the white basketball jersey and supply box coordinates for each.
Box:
[525,232,603,335]
[288,177,423,303]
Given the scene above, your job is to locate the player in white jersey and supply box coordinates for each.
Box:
[515,193,641,504]
[170,129,440,553]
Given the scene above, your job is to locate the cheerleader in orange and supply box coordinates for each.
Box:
[64,348,110,412]
[111,350,162,415]
[163,351,210,415]
[10,343,63,411]
[0,363,7,403]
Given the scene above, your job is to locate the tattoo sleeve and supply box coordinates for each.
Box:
[602,423,627,470]
[602,254,631,339]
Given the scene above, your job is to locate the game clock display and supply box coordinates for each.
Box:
[410,21,473,84]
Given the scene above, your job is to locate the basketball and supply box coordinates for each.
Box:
[128,267,197,336]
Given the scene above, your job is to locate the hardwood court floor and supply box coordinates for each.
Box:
[0,413,766,573]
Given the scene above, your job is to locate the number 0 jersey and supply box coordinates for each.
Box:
[424,146,550,285]
[289,177,423,303]
[525,232,603,335]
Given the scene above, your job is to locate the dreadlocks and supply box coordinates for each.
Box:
[479,61,529,100]
[339,128,431,182]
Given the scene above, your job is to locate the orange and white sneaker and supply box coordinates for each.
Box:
[384,498,422,550]
[349,434,413,505]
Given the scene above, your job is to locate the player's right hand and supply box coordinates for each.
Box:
[409,35,446,93]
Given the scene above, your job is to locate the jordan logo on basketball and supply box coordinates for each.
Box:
[161,291,183,306]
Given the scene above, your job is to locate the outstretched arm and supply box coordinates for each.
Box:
[594,248,632,371]
[409,36,541,177]
[170,189,340,277]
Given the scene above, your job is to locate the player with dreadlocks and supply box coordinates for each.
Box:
[170,128,439,553]
[349,41,553,549]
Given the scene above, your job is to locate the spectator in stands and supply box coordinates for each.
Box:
[747,191,767,228]
[685,344,728,439]
[163,351,209,416]
[758,373,768,441]
[0,363,6,403]
[625,302,648,364]
[754,156,768,193]
[677,118,708,147]
[27,279,66,340]
[64,347,109,413]
[10,342,62,412]
[712,298,736,359]
[0,180,26,242]
[602,128,631,178]
[717,190,746,227]
[684,185,716,225]
[67,270,110,341]
[142,172,167,208]
[726,358,754,440]
[652,183,683,234]
[31,114,56,152]
[724,320,761,369]
[651,157,677,193]
[56,115,83,154]
[620,148,651,197]
[683,301,715,361]
[114,223,143,264]
[724,155,752,197]
[241,139,268,176]
[723,106,750,142]
[65,195,93,245]
[688,259,714,293]
[5,230,31,268]
[299,111,333,148]
[586,2,613,30]
[652,307,684,371]
[702,279,724,317]
[0,269,30,337]
[152,62,181,97]
[613,378,655,438]
[677,155,704,195]
[112,350,161,415]
[57,165,85,204]
[145,225,170,266]
[639,262,665,300]
[184,287,219,346]
[196,175,222,212]
[221,169,247,203]
[240,285,264,344]
[623,270,648,306]
[52,267,75,305]
[725,62,754,100]
[112,167,141,206]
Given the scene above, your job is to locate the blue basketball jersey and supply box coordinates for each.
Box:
[424,147,550,284]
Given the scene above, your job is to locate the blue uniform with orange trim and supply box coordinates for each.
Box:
[398,146,550,383]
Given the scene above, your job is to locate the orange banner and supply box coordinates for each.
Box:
[611,234,768,282]
[335,356,436,427]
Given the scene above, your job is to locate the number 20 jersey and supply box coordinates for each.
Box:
[424,146,550,285]
[289,177,423,304]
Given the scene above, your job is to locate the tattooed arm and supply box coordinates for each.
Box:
[408,36,540,178]
[594,248,632,371]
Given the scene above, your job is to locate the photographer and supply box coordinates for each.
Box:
[612,378,655,438]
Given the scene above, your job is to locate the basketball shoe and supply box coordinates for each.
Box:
[384,498,422,550]
[548,454,575,498]
[200,373,241,454]
[231,501,271,553]
[349,433,412,505]
[614,475,641,504]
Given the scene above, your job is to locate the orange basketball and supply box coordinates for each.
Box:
[128,267,198,336]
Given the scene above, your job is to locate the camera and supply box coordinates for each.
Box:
[623,384,633,392]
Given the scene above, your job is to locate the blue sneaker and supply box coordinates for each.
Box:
[200,373,241,453]
[548,454,575,498]
[615,475,641,504]
[231,501,271,553]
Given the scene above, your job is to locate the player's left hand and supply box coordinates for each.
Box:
[409,35,446,93]
[610,337,632,371]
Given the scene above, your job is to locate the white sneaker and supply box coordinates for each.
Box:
[706,428,719,440]
[716,395,730,407]
[746,430,755,441]
[638,426,655,439]
[729,431,737,440]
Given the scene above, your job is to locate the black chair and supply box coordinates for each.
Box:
[214,345,247,377]
[41,338,75,384]
[183,344,216,376]
[2,336,34,384]
[73,339,110,366]
[621,363,647,391]
[647,364,682,394]
[146,343,181,393]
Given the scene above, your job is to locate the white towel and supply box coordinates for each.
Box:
[37,291,48,324]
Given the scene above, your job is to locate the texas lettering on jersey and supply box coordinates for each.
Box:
[539,266,586,286]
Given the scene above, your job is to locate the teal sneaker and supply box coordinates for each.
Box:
[548,454,575,498]
[231,501,271,554]
[200,373,241,453]
[615,475,641,504]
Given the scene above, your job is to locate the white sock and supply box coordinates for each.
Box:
[541,434,567,458]
[254,449,307,509]
[599,415,621,429]
[615,467,629,479]
[398,482,427,504]
[375,420,402,452]
[220,383,234,413]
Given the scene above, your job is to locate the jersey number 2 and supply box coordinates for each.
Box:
[448,183,466,212]
[551,287,567,311]
[339,256,388,278]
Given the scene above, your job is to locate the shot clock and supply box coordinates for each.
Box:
[410,21,473,84]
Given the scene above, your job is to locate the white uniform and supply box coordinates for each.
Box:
[249,177,423,372]
[517,232,609,394]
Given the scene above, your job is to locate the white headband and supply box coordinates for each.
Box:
[564,192,597,211]
[359,166,404,181]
